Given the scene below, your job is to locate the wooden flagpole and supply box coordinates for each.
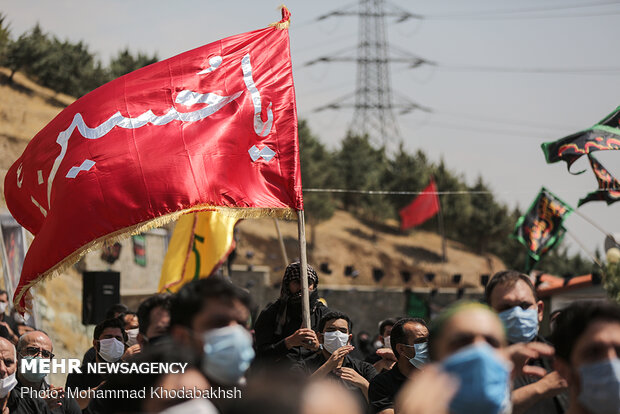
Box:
[434,179,447,262]
[437,200,447,262]
[297,210,311,329]
[273,219,290,269]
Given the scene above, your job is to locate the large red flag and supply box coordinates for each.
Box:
[399,179,440,231]
[4,8,302,311]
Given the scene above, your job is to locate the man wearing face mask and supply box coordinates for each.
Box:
[254,262,329,366]
[169,277,253,400]
[368,318,429,414]
[16,331,80,413]
[118,311,141,361]
[292,311,377,409]
[365,318,397,373]
[428,302,513,414]
[65,318,127,409]
[486,270,569,414]
[0,336,49,413]
[550,300,620,414]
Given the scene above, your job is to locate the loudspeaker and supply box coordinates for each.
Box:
[82,271,120,325]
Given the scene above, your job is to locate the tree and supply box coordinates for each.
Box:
[382,143,430,213]
[31,38,98,96]
[335,133,391,220]
[108,48,158,79]
[428,159,472,240]
[0,13,10,66]
[299,120,338,247]
[5,23,49,82]
[461,177,513,254]
[604,261,620,304]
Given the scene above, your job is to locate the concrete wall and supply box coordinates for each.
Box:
[80,228,169,297]
[229,265,483,336]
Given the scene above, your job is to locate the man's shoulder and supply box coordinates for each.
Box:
[257,300,281,318]
[9,388,50,413]
[369,366,394,388]
[345,355,378,380]
[345,355,374,369]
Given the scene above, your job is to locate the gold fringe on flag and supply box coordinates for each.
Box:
[13,205,296,312]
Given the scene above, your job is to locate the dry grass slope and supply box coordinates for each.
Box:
[0,69,504,383]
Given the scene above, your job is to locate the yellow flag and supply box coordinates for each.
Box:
[158,211,238,293]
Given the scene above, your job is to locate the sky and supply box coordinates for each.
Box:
[2,0,620,262]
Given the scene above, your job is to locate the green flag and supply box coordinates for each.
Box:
[541,106,620,174]
[513,188,573,263]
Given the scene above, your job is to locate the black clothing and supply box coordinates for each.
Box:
[513,336,568,414]
[293,353,377,411]
[0,314,17,341]
[16,379,80,414]
[65,361,105,392]
[368,364,412,414]
[365,353,381,364]
[0,325,10,342]
[81,347,96,365]
[254,299,329,364]
[6,387,51,413]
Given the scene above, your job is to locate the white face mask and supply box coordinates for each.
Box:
[0,302,7,314]
[126,328,139,347]
[98,338,125,362]
[383,336,391,349]
[323,331,349,354]
[0,373,17,398]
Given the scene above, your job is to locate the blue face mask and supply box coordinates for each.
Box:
[409,342,429,369]
[442,343,511,414]
[20,356,47,383]
[578,358,620,414]
[498,306,539,343]
[202,325,255,386]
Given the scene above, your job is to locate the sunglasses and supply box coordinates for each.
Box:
[20,347,54,359]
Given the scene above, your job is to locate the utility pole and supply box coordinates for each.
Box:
[307,0,430,146]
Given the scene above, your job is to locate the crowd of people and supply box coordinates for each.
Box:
[0,265,617,413]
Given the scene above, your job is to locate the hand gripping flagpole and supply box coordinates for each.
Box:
[297,210,311,329]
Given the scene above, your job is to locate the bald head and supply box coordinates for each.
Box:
[17,331,53,357]
[0,337,16,378]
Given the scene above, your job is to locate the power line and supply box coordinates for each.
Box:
[431,110,583,131]
[421,1,620,20]
[304,188,495,195]
[428,62,620,75]
[303,188,592,196]
[411,120,557,138]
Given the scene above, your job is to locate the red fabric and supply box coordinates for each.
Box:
[399,180,440,231]
[4,17,302,310]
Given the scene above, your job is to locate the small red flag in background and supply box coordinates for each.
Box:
[399,179,440,231]
[4,8,302,311]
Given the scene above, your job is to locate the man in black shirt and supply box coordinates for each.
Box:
[65,318,127,409]
[254,262,329,365]
[293,311,377,410]
[368,318,429,414]
[0,337,49,413]
[16,330,80,413]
